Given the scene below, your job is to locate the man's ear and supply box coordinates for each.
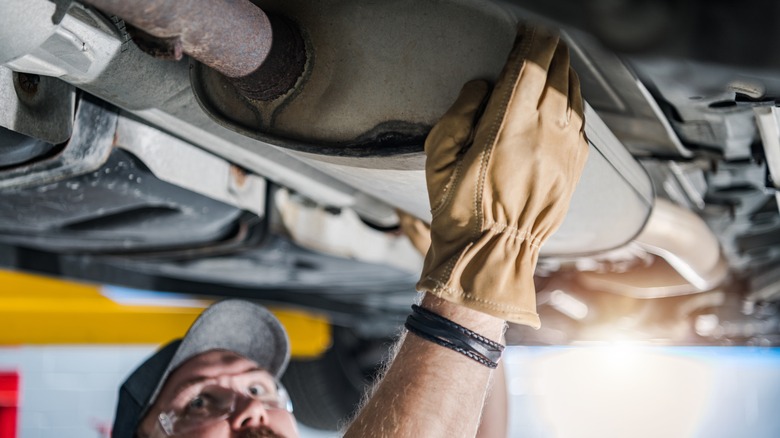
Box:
[135,404,161,438]
[135,422,152,438]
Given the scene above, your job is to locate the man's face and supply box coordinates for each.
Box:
[138,350,299,438]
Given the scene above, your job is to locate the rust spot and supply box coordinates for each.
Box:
[230,164,248,188]
[16,73,40,94]
[228,14,307,101]
[83,0,305,102]
[126,24,183,61]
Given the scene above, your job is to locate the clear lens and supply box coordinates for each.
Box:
[158,380,294,436]
[273,382,294,413]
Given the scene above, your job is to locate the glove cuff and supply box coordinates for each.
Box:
[417,228,542,328]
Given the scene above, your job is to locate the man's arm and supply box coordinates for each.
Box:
[397,211,510,438]
[344,293,506,438]
[477,359,509,438]
[345,24,586,438]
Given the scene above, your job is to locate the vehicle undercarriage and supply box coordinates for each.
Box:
[2,0,780,427]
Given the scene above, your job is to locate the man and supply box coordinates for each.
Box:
[113,23,587,438]
[113,300,297,437]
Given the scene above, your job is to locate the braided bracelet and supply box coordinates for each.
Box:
[404,304,505,368]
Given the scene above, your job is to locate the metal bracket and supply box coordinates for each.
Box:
[0,98,116,190]
[0,65,75,144]
[753,106,780,214]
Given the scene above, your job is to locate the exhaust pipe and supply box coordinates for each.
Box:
[576,198,728,298]
[83,0,306,101]
[634,198,727,291]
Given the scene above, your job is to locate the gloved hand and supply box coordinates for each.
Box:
[417,25,589,328]
[397,210,432,256]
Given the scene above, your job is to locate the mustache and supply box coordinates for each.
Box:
[239,426,286,438]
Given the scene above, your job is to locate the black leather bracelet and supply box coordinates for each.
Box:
[404,304,504,368]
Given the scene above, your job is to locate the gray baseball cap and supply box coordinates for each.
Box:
[112,299,291,438]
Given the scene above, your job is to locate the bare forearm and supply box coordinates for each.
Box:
[476,359,509,438]
[344,293,506,438]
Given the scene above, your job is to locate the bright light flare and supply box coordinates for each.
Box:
[530,346,713,438]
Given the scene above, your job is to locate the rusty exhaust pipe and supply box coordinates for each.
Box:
[83,0,306,101]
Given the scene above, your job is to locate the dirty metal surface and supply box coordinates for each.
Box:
[83,0,307,101]
[114,114,267,217]
[188,0,655,255]
[0,66,75,145]
[0,0,70,64]
[192,0,689,163]
[0,97,114,190]
[5,3,125,87]
[228,14,307,101]
[191,0,517,156]
[82,0,273,79]
[565,30,692,159]
[0,149,243,251]
[1,0,655,255]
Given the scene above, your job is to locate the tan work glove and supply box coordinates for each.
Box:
[397,210,432,256]
[417,25,589,328]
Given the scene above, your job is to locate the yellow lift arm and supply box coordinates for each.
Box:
[0,270,331,358]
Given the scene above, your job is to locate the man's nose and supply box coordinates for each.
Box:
[229,397,270,429]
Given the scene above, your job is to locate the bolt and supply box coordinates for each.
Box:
[17,73,40,94]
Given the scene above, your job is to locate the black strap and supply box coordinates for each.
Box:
[404,305,504,368]
[413,305,505,352]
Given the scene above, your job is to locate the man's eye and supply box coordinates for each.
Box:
[247,384,268,397]
[248,383,280,402]
[184,395,212,417]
